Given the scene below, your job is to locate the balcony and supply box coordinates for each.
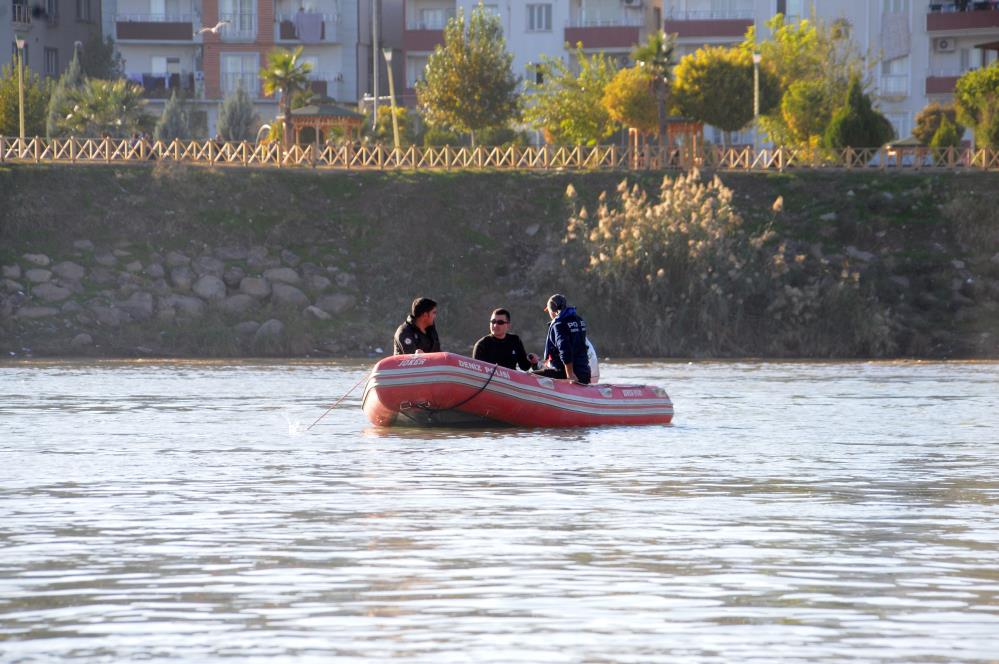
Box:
[404,9,454,52]
[115,14,197,41]
[565,15,643,50]
[663,10,754,39]
[12,1,32,25]
[129,72,198,99]
[218,12,258,42]
[306,72,344,100]
[275,12,339,43]
[927,3,999,31]
[220,72,260,97]
[879,74,910,97]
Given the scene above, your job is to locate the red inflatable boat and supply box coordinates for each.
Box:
[361,352,673,428]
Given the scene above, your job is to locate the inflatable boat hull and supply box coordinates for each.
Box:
[361,352,673,428]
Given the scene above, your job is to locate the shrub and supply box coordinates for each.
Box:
[913,102,965,146]
[929,114,962,150]
[823,75,895,149]
[216,83,259,142]
[565,170,897,356]
[154,91,191,141]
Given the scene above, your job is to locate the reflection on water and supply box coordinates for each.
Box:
[1,360,998,662]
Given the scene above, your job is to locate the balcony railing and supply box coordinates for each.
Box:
[406,12,455,30]
[12,2,32,24]
[275,12,339,42]
[928,1,998,12]
[664,9,754,20]
[128,72,197,99]
[220,72,259,97]
[218,12,257,41]
[115,12,197,22]
[566,14,645,27]
[879,74,910,96]
[115,13,198,40]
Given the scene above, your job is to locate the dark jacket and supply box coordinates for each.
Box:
[472,333,533,370]
[543,306,590,383]
[393,316,440,355]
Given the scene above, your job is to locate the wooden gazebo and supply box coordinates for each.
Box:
[285,100,366,148]
[628,117,704,168]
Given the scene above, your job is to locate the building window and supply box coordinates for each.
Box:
[882,0,909,14]
[45,48,58,76]
[46,0,59,23]
[222,53,260,96]
[75,0,91,22]
[527,4,552,32]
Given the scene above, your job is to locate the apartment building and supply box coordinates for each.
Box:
[665,0,999,142]
[4,0,101,85]
[401,0,664,104]
[100,0,369,134]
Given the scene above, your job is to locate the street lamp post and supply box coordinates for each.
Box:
[752,51,761,157]
[382,48,401,151]
[15,36,27,140]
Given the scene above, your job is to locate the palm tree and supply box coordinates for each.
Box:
[632,31,676,148]
[260,46,312,148]
[64,79,146,138]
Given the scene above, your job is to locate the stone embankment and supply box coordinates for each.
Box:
[2,242,358,355]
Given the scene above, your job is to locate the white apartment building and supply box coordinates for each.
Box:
[666,0,999,142]
[401,0,664,104]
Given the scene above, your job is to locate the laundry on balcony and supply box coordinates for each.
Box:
[294,10,324,43]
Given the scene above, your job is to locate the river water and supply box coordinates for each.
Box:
[1,359,997,663]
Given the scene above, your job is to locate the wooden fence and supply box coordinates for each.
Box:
[2,136,998,172]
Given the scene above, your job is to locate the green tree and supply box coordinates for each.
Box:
[672,46,780,140]
[260,46,312,147]
[217,83,259,141]
[80,34,125,81]
[742,15,869,145]
[0,63,50,136]
[416,4,519,145]
[780,79,831,144]
[822,75,895,149]
[523,44,618,145]
[953,64,999,148]
[929,114,962,150]
[64,78,146,138]
[602,66,658,134]
[47,44,85,138]
[372,105,415,146]
[154,90,191,141]
[913,102,964,145]
[632,31,676,146]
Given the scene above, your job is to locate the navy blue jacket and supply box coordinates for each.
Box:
[543,307,590,383]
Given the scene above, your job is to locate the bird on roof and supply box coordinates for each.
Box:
[196,20,230,35]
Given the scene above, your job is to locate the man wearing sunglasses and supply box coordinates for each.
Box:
[472,308,539,371]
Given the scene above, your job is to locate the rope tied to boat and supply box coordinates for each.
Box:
[399,362,500,425]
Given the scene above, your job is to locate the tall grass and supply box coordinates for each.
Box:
[565,170,897,357]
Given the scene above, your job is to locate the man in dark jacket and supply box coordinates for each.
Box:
[533,293,591,384]
[472,308,539,370]
[393,297,441,354]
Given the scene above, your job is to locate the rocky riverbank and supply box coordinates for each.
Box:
[1,163,997,358]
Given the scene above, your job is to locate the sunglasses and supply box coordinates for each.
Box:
[490,319,509,325]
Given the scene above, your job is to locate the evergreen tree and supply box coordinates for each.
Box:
[416,5,519,145]
[154,91,191,141]
[217,83,259,141]
[823,75,895,149]
[953,63,999,148]
[929,114,961,150]
[47,44,85,138]
[913,102,964,145]
[80,34,125,81]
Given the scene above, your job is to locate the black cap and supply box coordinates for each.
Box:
[545,294,567,313]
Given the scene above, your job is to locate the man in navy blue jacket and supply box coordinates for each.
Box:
[533,293,591,385]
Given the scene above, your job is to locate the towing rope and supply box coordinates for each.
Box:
[399,363,500,425]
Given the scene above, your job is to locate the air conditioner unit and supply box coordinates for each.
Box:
[622,0,643,7]
[934,37,955,52]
